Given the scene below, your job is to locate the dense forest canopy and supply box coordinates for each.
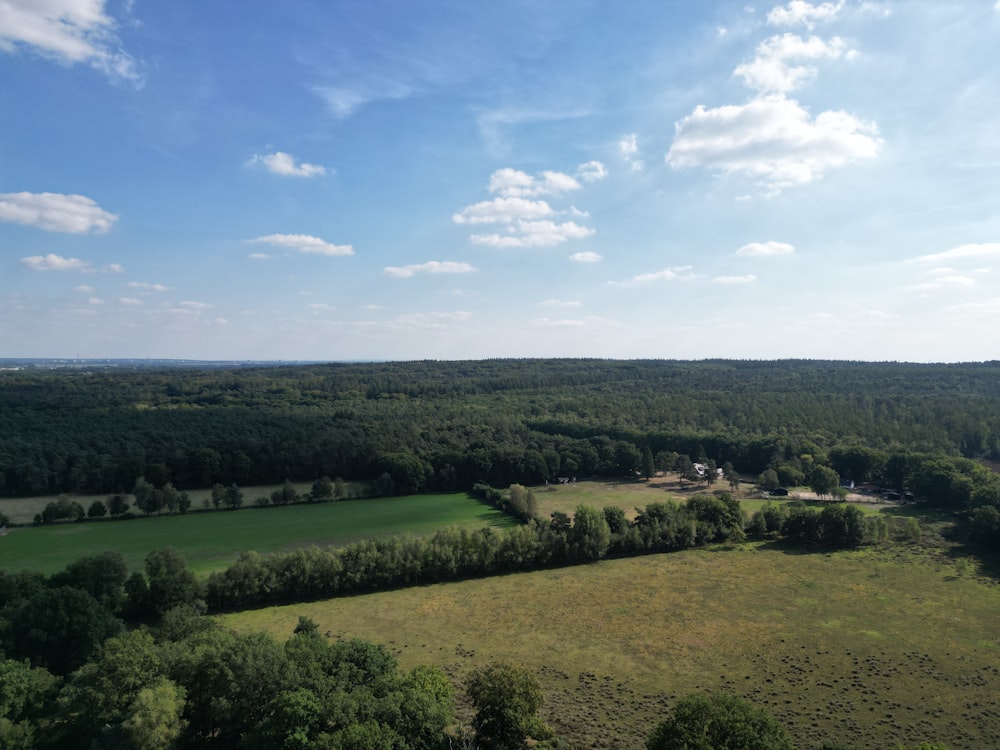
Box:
[2,359,999,498]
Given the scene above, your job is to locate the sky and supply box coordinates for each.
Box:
[2,0,1000,362]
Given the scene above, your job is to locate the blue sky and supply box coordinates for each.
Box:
[2,0,999,361]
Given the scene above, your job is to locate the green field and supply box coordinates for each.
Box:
[0,493,514,576]
[220,543,1000,750]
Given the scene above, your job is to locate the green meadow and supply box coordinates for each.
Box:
[0,493,513,576]
[220,542,1000,750]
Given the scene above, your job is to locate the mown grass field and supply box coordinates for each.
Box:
[0,493,513,576]
[220,542,1000,750]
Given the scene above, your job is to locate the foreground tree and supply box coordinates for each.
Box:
[467,662,548,749]
[646,692,794,750]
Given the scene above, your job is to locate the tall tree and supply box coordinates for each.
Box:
[467,662,548,750]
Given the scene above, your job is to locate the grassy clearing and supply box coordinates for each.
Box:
[220,543,1000,750]
[0,493,514,576]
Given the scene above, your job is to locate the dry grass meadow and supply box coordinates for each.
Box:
[219,538,1000,749]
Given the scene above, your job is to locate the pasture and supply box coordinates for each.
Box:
[0,493,513,576]
[220,542,1000,750]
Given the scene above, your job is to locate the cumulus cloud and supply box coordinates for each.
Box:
[767,0,845,29]
[667,95,880,190]
[456,167,597,248]
[247,233,354,256]
[0,191,118,233]
[618,134,645,171]
[576,161,608,182]
[487,168,581,198]
[128,281,168,292]
[20,253,91,271]
[540,299,583,308]
[569,251,602,262]
[178,301,213,311]
[735,33,848,94]
[737,240,795,256]
[909,243,1000,264]
[120,297,142,305]
[249,151,327,177]
[0,0,142,83]
[75,284,95,293]
[248,253,270,260]
[713,274,757,284]
[384,261,476,278]
[471,220,594,248]
[452,197,553,225]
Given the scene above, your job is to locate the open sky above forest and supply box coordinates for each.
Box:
[2,1,999,361]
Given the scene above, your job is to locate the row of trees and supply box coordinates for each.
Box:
[203,491,882,613]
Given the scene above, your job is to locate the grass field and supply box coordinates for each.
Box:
[0,493,514,576]
[219,542,1000,750]
[535,477,896,519]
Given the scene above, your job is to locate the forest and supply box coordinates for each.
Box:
[2,359,1000,500]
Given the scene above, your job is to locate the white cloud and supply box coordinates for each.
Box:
[308,303,333,310]
[107,262,124,273]
[396,311,471,328]
[626,266,695,284]
[20,253,91,271]
[452,197,553,225]
[314,81,413,120]
[0,0,141,83]
[178,300,213,311]
[569,251,602,262]
[471,220,594,248]
[910,243,1000,264]
[736,240,795,256]
[487,168,581,197]
[540,299,583,308]
[713,274,757,284]
[87,297,103,304]
[384,261,476,278]
[249,151,327,177]
[120,297,142,305]
[667,95,881,190]
[576,161,608,182]
[248,252,270,260]
[735,33,848,94]
[128,281,168,292]
[767,0,845,29]
[248,233,354,256]
[619,134,638,157]
[909,275,975,291]
[0,191,118,233]
[74,284,95,293]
